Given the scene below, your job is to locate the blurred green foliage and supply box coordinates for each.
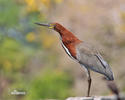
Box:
[26,69,73,100]
[0,0,74,99]
[0,0,20,27]
[0,36,34,72]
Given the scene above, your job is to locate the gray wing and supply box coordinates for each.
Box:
[76,42,114,80]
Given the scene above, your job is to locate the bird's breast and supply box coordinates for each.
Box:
[61,42,78,60]
[60,35,82,60]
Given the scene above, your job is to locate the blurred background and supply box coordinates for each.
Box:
[0,0,125,100]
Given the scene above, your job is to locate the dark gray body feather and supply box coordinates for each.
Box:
[76,42,114,80]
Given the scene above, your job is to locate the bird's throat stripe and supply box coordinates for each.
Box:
[61,42,75,60]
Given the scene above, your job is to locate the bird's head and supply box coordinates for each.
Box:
[35,22,66,33]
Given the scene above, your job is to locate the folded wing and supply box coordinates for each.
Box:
[76,42,114,80]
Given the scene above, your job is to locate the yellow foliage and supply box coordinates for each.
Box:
[54,0,63,4]
[120,11,125,20]
[41,0,50,7]
[3,60,12,71]
[80,5,91,14]
[26,32,36,42]
[25,0,38,12]
[40,32,57,48]
[24,0,63,12]
[120,24,125,32]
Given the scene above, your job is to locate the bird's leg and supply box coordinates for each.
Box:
[87,70,91,97]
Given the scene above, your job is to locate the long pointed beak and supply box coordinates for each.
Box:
[35,23,50,27]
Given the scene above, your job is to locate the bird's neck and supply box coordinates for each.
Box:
[54,23,81,44]
[54,23,82,59]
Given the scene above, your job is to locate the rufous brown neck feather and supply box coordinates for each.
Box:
[54,23,82,58]
[54,23,81,43]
